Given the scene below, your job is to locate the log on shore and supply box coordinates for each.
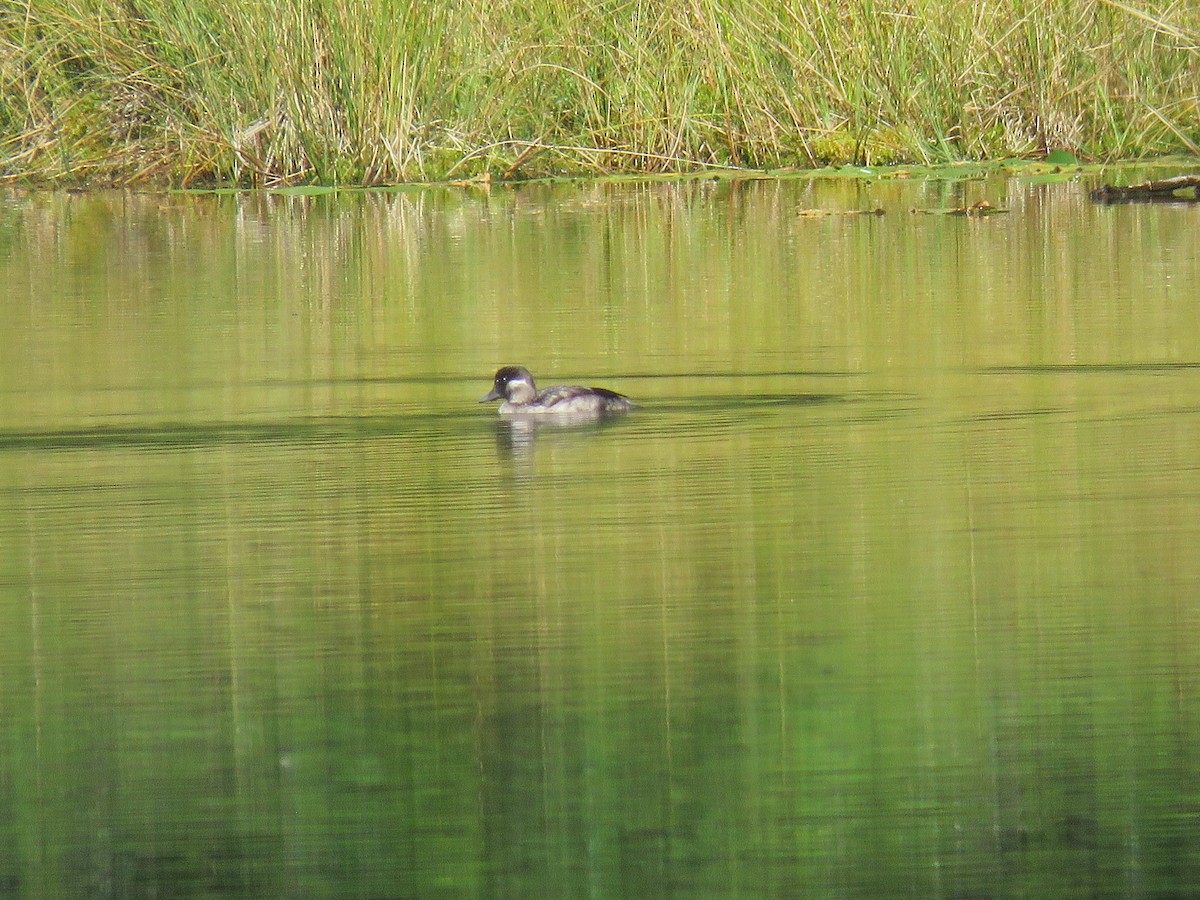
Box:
[1090,175,1200,204]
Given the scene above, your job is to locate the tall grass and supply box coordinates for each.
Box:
[2,0,1198,185]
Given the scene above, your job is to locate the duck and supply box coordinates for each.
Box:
[480,366,634,417]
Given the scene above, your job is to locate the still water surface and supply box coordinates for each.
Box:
[2,177,1199,897]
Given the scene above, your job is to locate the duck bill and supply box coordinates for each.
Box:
[480,388,502,403]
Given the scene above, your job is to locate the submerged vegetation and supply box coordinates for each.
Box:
[1,0,1198,185]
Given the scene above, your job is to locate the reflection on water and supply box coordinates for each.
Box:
[491,413,630,476]
[2,179,1200,897]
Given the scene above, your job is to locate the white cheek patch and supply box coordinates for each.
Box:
[507,377,534,398]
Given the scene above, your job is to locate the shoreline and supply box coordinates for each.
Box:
[2,157,1198,193]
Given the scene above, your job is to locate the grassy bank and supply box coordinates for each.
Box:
[2,0,1198,186]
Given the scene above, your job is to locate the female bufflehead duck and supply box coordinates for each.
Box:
[480,366,634,416]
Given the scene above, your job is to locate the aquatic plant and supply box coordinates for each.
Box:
[1,0,1197,184]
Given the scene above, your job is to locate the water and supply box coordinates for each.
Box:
[2,177,1199,898]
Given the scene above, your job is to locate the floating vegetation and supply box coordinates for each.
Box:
[796,208,886,218]
[915,200,1010,217]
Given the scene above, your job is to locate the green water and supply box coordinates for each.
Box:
[2,179,1199,898]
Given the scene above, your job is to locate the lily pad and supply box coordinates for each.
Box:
[268,185,341,196]
[1045,150,1080,165]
